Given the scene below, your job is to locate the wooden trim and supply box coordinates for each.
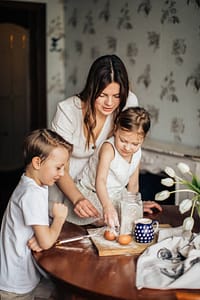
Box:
[0,1,47,129]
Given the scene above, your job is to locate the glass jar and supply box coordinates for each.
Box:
[119,191,143,235]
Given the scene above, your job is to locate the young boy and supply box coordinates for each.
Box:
[0,129,72,300]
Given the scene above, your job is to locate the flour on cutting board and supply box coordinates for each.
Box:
[87,227,154,256]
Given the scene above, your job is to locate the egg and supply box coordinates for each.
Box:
[117,234,132,245]
[103,230,117,241]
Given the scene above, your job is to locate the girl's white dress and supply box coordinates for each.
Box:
[66,136,141,225]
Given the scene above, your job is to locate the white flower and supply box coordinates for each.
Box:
[164,166,176,178]
[179,199,193,214]
[161,178,175,187]
[177,162,190,175]
[155,190,170,201]
[156,164,200,232]
[182,217,194,231]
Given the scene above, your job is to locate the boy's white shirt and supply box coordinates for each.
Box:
[0,174,49,294]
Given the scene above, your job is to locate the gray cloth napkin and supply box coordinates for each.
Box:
[158,226,192,242]
[136,227,200,289]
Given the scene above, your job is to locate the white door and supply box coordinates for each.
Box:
[0,23,30,171]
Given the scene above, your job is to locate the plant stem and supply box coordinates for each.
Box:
[190,197,196,217]
[170,189,198,195]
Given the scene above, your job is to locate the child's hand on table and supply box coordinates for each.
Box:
[27,236,43,252]
[143,201,162,214]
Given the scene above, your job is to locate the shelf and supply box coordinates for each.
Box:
[142,138,200,161]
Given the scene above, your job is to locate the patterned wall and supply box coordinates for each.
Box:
[47,0,200,149]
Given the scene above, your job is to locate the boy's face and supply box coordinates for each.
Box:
[114,129,144,160]
[37,146,69,186]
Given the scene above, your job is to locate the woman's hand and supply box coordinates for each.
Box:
[74,198,100,218]
[27,236,43,252]
[143,201,162,214]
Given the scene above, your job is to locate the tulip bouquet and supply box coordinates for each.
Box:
[155,162,200,231]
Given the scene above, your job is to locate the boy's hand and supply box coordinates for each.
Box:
[27,236,43,252]
[52,202,68,220]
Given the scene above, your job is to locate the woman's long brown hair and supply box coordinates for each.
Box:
[77,54,129,149]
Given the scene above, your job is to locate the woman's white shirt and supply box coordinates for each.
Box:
[51,91,138,179]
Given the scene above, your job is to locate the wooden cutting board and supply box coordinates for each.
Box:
[87,224,171,256]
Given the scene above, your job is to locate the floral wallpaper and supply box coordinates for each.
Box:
[47,0,200,149]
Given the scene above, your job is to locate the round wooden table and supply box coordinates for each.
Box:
[33,205,200,300]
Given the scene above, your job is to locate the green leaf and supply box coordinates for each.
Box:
[183,180,200,194]
[192,175,200,189]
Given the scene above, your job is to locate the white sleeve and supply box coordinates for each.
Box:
[22,188,49,226]
[51,101,75,144]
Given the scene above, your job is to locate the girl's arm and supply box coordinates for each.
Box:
[32,202,67,250]
[127,164,140,193]
[96,143,119,228]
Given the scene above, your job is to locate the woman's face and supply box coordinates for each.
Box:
[95,82,120,116]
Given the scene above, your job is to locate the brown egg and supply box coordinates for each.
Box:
[117,234,132,245]
[103,230,117,241]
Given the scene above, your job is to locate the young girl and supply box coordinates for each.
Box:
[0,129,72,300]
[66,107,161,227]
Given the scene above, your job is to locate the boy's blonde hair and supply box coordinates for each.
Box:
[23,129,73,167]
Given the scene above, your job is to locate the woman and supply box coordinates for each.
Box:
[49,54,161,223]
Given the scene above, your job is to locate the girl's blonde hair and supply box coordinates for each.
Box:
[113,106,151,136]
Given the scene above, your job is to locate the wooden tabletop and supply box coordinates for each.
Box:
[33,205,200,300]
